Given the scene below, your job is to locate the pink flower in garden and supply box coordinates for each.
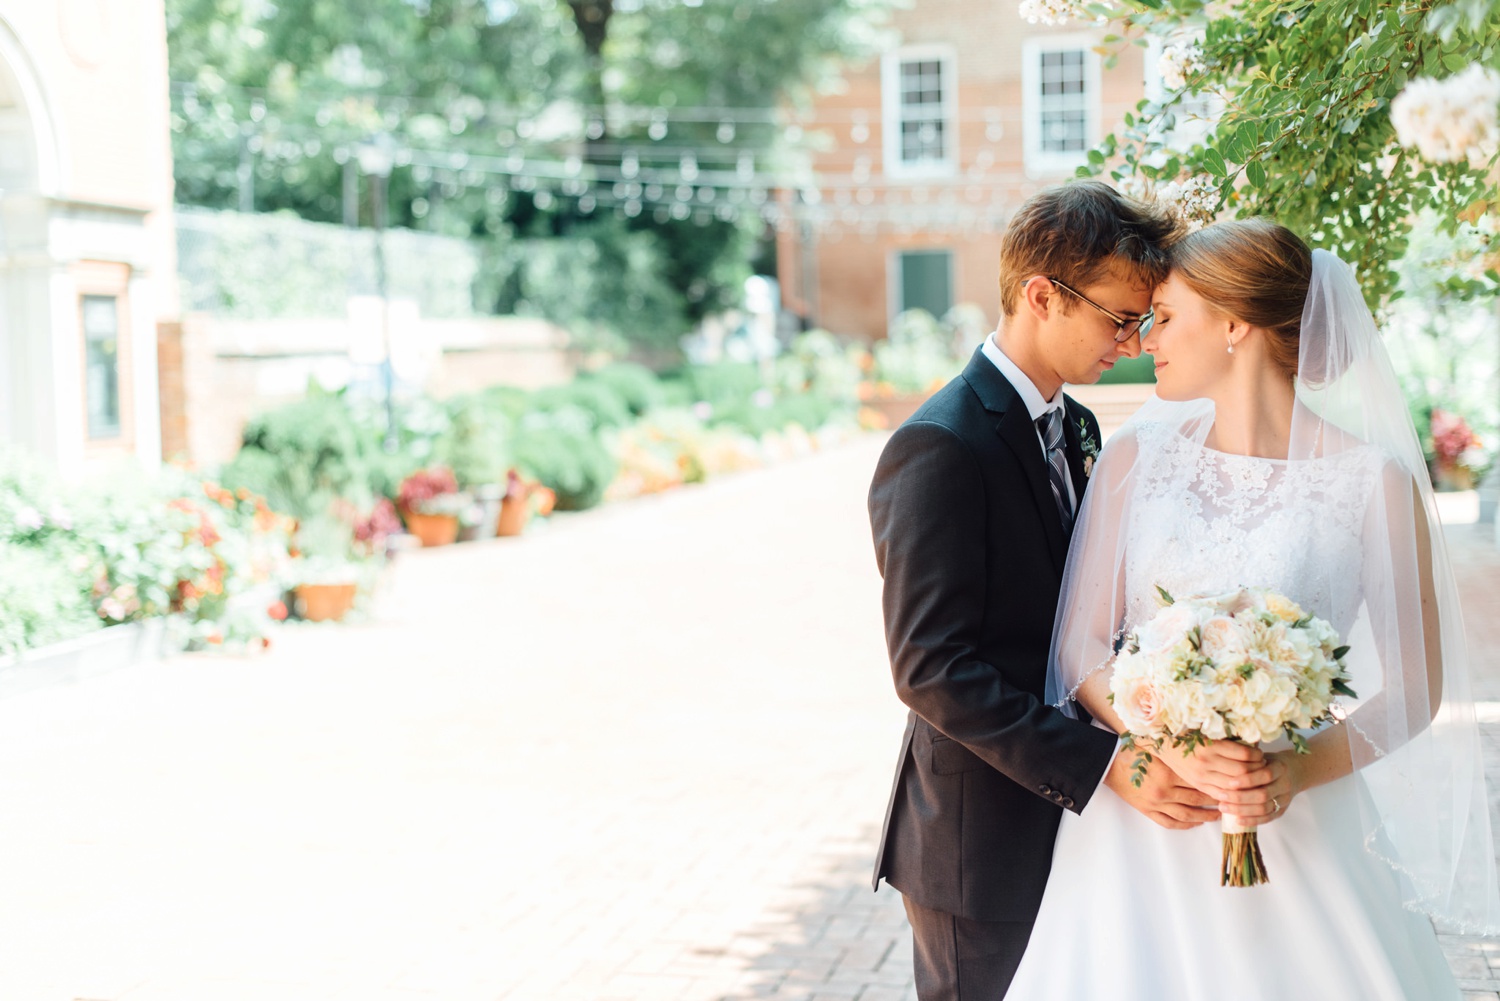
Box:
[1431,409,1479,464]
[397,467,460,510]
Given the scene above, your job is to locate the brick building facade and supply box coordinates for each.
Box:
[776,5,1169,341]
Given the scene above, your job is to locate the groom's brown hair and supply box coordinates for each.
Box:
[998,180,1183,317]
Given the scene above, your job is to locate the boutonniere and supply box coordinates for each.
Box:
[1078,417,1101,477]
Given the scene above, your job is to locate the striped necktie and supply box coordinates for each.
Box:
[1035,408,1073,533]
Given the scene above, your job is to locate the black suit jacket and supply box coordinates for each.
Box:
[869,346,1118,924]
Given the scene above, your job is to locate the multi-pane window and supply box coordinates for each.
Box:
[882,47,957,178]
[1023,38,1100,176]
[82,294,121,440]
[1038,50,1089,154]
[899,60,948,164]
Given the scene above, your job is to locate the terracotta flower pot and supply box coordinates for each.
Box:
[294,583,358,622]
[496,495,531,537]
[400,506,461,547]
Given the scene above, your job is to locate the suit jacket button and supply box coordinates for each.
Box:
[1062,797,1075,809]
[1039,784,1053,795]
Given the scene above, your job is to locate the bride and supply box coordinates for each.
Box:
[1006,218,1500,999]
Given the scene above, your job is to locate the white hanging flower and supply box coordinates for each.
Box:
[1018,0,1089,26]
[1158,37,1207,92]
[1390,64,1500,167]
[1155,175,1220,231]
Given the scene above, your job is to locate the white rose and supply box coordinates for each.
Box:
[1135,602,1201,657]
[1280,628,1316,668]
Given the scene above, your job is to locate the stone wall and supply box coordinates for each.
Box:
[157,312,574,467]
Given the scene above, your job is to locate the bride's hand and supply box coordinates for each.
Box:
[1163,739,1272,802]
[1215,750,1301,824]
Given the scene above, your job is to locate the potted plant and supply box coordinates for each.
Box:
[435,395,511,543]
[286,508,378,623]
[497,468,555,537]
[396,466,467,547]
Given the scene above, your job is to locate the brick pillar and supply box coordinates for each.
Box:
[156,320,188,462]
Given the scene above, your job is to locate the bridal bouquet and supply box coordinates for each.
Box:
[1109,586,1355,887]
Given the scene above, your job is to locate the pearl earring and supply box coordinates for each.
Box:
[1227,339,1235,355]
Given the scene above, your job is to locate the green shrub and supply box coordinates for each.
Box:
[513,417,619,511]
[434,394,511,487]
[223,393,388,519]
[529,380,632,431]
[478,385,534,422]
[1096,353,1158,385]
[587,363,665,418]
[0,542,102,655]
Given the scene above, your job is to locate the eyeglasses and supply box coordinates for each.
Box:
[1026,276,1154,342]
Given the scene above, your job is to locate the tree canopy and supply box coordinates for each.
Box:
[167,0,889,352]
[1053,0,1500,308]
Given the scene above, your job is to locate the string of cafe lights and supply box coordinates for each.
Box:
[170,80,1076,237]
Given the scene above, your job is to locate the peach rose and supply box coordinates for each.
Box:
[1198,615,1246,663]
[1114,673,1163,735]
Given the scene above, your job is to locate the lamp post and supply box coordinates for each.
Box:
[357,133,399,454]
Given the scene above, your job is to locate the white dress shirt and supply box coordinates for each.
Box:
[981,332,1078,512]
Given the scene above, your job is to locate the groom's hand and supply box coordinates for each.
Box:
[1103,748,1220,830]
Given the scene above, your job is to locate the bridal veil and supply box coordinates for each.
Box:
[1046,248,1500,933]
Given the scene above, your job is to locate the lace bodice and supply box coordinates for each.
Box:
[1121,421,1388,637]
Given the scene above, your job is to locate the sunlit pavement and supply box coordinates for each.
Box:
[0,434,1495,1000]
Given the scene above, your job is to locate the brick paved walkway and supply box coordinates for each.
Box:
[0,435,1494,1000]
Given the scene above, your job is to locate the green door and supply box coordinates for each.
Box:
[899,250,953,318]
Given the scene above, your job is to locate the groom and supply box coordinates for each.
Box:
[870,182,1232,999]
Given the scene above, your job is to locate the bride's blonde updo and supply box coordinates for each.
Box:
[1170,218,1312,380]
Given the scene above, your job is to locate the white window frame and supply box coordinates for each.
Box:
[881,45,959,181]
[1022,34,1101,178]
[1142,36,1223,152]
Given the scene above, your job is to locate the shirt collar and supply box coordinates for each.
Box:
[981,331,1065,422]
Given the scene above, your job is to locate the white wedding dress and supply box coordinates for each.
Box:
[1006,421,1461,1000]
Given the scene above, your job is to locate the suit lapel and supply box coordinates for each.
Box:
[962,349,1068,572]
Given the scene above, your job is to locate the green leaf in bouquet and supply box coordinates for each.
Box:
[1332,645,1351,661]
[1176,731,1210,756]
[1332,678,1358,698]
[1119,733,1155,789]
[1155,585,1175,606]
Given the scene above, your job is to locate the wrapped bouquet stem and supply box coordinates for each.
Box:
[1110,586,1355,887]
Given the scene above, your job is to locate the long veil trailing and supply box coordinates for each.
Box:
[1046,249,1500,933]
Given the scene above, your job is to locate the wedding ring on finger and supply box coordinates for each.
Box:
[1272,796,1281,812]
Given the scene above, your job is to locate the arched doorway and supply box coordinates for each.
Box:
[0,17,61,453]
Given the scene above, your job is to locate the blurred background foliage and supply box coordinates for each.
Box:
[166,0,891,355]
